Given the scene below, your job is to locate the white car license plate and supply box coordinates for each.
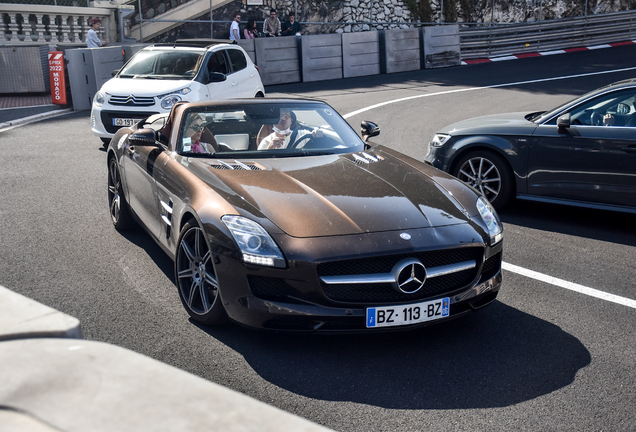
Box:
[113,118,142,127]
[366,297,450,328]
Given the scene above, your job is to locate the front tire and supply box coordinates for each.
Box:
[453,150,514,210]
[175,221,226,325]
[108,157,134,230]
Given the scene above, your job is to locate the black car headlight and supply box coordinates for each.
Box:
[222,216,286,268]
[476,197,503,245]
[430,133,451,147]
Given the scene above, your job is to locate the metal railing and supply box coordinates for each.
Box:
[459,10,636,59]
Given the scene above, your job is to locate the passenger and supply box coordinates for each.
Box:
[183,113,217,153]
[258,109,322,150]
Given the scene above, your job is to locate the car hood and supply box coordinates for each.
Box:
[439,111,538,135]
[189,150,475,238]
[100,77,192,97]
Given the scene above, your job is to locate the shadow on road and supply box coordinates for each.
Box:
[196,302,590,410]
[499,200,636,248]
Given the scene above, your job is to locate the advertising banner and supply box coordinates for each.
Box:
[48,51,67,105]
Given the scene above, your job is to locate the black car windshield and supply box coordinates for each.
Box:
[119,49,204,79]
[177,102,366,157]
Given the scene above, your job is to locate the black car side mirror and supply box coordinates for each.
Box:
[557,113,571,129]
[208,72,227,83]
[361,121,380,141]
[128,128,158,145]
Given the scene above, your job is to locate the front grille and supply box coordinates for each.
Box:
[109,95,156,106]
[318,247,483,304]
[480,251,502,282]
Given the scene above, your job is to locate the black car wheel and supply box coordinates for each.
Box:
[453,150,513,209]
[107,157,134,230]
[175,221,226,325]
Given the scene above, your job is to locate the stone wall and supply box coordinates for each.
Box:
[143,0,635,42]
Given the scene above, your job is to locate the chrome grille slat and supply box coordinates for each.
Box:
[109,95,155,107]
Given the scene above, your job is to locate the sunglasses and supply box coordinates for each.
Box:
[189,124,204,132]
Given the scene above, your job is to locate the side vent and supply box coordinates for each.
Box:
[160,199,174,239]
[351,152,384,165]
[208,160,264,171]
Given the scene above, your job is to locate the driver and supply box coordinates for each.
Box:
[258,109,323,150]
[603,97,636,127]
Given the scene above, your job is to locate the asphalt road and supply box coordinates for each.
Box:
[1,45,635,431]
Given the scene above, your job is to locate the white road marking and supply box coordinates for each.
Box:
[503,262,636,310]
[342,66,636,119]
[344,68,636,310]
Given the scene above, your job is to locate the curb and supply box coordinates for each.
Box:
[0,108,74,132]
[461,39,636,65]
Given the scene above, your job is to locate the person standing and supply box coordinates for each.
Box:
[281,12,301,36]
[229,12,241,41]
[262,9,281,37]
[87,18,107,48]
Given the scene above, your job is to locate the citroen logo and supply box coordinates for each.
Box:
[391,258,427,294]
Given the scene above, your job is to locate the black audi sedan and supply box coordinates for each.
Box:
[106,99,503,332]
[425,78,636,212]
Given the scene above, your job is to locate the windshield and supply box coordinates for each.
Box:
[177,102,366,158]
[119,49,204,79]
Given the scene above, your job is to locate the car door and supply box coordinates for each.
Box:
[204,50,235,100]
[225,48,256,98]
[527,89,636,208]
[121,142,165,238]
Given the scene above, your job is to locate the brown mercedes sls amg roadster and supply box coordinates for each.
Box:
[106,99,503,331]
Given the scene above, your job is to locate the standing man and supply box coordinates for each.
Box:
[262,9,281,37]
[87,17,107,48]
[229,12,241,41]
[281,12,301,36]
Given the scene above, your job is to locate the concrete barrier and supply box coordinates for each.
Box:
[383,28,421,74]
[301,33,343,82]
[255,36,301,86]
[342,31,381,78]
[238,38,256,64]
[66,46,124,111]
[423,24,461,68]
[0,284,333,432]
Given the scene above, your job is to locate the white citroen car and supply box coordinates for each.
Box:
[91,40,265,144]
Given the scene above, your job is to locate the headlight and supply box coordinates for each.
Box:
[161,95,182,110]
[476,197,503,245]
[222,216,286,268]
[430,133,451,147]
[94,91,106,107]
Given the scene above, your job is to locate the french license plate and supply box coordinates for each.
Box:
[113,118,142,127]
[366,297,450,328]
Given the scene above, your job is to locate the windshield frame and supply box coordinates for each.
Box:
[176,101,366,159]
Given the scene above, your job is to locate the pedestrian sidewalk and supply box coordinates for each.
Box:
[0,93,72,130]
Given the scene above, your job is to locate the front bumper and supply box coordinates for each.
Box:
[212,224,503,332]
[91,104,162,139]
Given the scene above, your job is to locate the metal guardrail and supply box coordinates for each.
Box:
[459,10,636,59]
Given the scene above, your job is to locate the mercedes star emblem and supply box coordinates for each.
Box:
[391,258,427,294]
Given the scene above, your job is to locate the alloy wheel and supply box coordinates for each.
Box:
[176,226,219,316]
[457,156,502,203]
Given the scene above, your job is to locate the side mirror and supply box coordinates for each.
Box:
[208,72,227,83]
[557,113,571,129]
[361,121,380,141]
[128,128,158,145]
[111,68,120,77]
